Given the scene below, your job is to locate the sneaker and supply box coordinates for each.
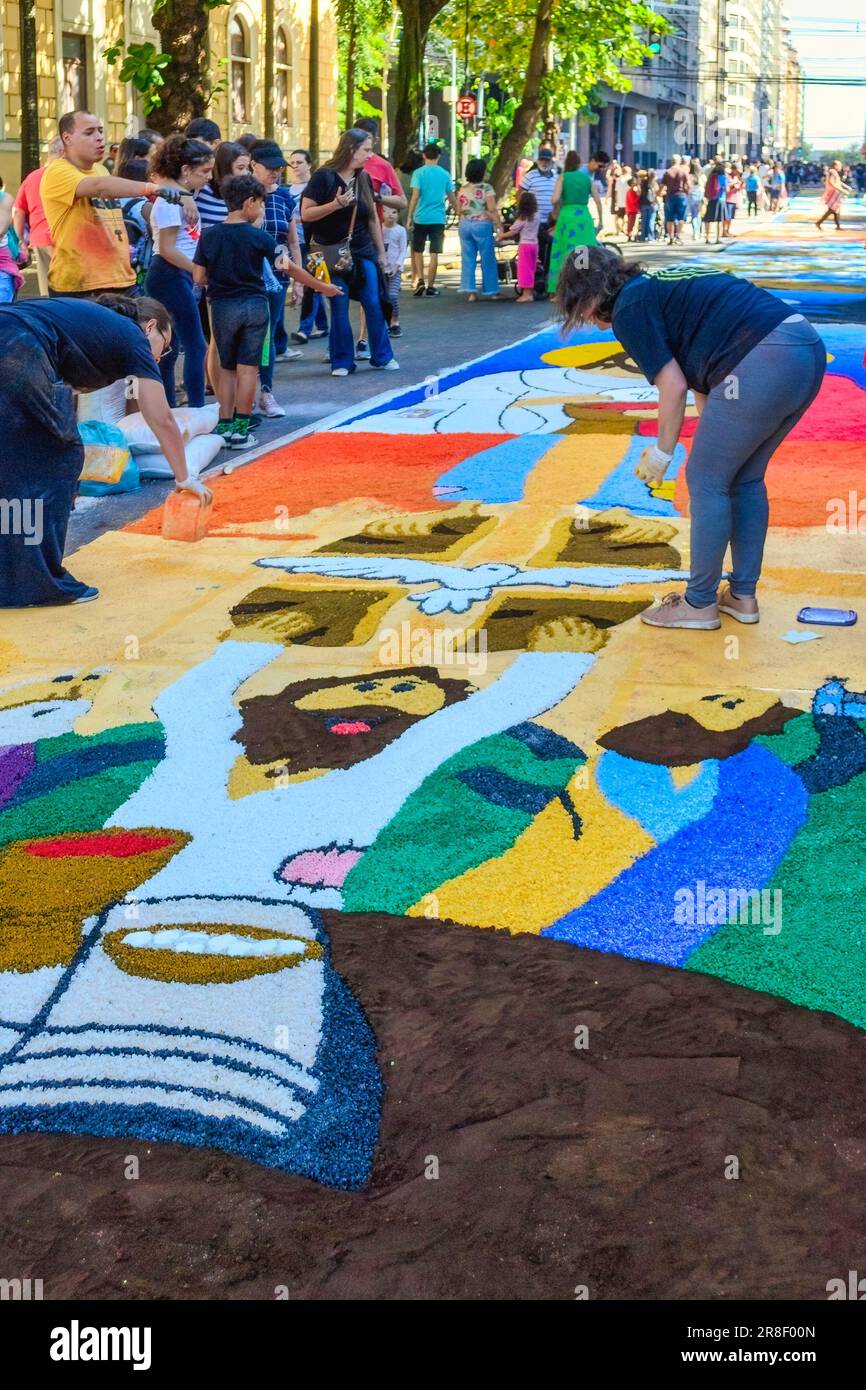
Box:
[248,413,263,429]
[389,323,403,337]
[309,327,328,338]
[213,419,236,440]
[72,586,99,604]
[275,347,303,361]
[424,286,441,296]
[331,367,350,376]
[640,592,721,630]
[226,419,258,449]
[372,359,399,371]
[257,390,286,419]
[228,431,258,451]
[290,330,309,343]
[355,338,370,359]
[413,279,425,297]
[717,583,759,624]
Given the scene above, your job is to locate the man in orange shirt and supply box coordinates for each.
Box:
[41,111,163,297]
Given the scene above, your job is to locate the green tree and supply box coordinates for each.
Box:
[440,0,665,196]
[392,0,453,163]
[336,0,393,129]
[105,0,230,135]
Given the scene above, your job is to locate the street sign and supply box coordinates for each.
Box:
[455,96,477,120]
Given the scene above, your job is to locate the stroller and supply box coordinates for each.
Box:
[496,203,520,294]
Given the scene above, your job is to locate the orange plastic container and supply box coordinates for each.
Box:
[161,489,213,542]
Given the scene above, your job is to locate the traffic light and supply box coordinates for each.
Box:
[648,27,662,54]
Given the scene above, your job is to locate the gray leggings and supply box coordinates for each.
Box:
[685,316,826,607]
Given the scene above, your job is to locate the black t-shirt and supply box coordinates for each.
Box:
[611,266,791,395]
[194,222,277,300]
[1,298,162,390]
[301,168,375,255]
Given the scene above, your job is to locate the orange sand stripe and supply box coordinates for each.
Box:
[125,432,514,535]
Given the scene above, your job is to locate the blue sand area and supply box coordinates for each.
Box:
[434,436,562,504]
[347,324,615,425]
[542,743,808,965]
[595,751,719,843]
[579,433,685,518]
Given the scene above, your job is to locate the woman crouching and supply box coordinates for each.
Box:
[554,247,826,629]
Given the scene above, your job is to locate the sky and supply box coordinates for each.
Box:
[784,0,866,148]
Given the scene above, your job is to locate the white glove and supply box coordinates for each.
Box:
[176,476,213,503]
[634,445,672,488]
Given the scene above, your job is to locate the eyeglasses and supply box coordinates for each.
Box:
[152,329,170,363]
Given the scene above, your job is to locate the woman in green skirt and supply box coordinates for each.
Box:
[547,152,602,294]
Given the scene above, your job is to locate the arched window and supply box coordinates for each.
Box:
[275,25,293,129]
[229,16,250,125]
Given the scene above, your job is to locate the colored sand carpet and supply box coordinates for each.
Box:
[1,195,865,1186]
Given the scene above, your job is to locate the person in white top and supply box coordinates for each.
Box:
[613,165,631,237]
[144,134,213,409]
[381,204,408,334]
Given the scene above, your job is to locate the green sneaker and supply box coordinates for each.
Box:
[213,419,236,443]
[227,417,257,451]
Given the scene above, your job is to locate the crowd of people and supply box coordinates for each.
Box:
[5,111,415,449]
[0,107,854,614]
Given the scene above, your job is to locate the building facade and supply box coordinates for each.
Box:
[784,37,803,156]
[0,0,339,191]
[694,0,796,162]
[562,0,799,168]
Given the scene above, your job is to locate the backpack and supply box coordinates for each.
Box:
[120,196,154,284]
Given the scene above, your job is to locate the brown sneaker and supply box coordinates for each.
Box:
[640,592,721,630]
[717,584,759,624]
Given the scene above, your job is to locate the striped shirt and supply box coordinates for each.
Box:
[521,167,557,222]
[196,183,228,229]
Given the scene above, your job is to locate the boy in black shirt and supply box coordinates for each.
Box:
[193,174,340,448]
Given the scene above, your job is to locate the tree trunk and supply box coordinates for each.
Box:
[345,9,358,128]
[391,0,430,164]
[489,0,555,198]
[310,0,320,162]
[148,0,211,134]
[19,0,40,178]
[264,0,275,139]
[542,110,560,152]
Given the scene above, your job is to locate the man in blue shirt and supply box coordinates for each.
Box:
[407,143,457,296]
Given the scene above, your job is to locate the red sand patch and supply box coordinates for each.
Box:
[661,372,866,526]
[674,438,866,526]
[125,433,513,536]
[26,832,176,858]
[786,374,866,440]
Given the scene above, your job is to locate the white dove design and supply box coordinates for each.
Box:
[254,556,686,615]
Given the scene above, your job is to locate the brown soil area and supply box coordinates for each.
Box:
[0,912,862,1300]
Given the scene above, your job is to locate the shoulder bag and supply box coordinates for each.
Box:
[308,176,360,282]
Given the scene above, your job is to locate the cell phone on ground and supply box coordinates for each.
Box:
[797,607,858,626]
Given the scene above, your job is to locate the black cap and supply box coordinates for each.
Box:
[538,147,555,159]
[249,140,287,169]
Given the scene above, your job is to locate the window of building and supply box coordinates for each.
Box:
[62,33,88,112]
[275,25,293,129]
[230,16,250,125]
